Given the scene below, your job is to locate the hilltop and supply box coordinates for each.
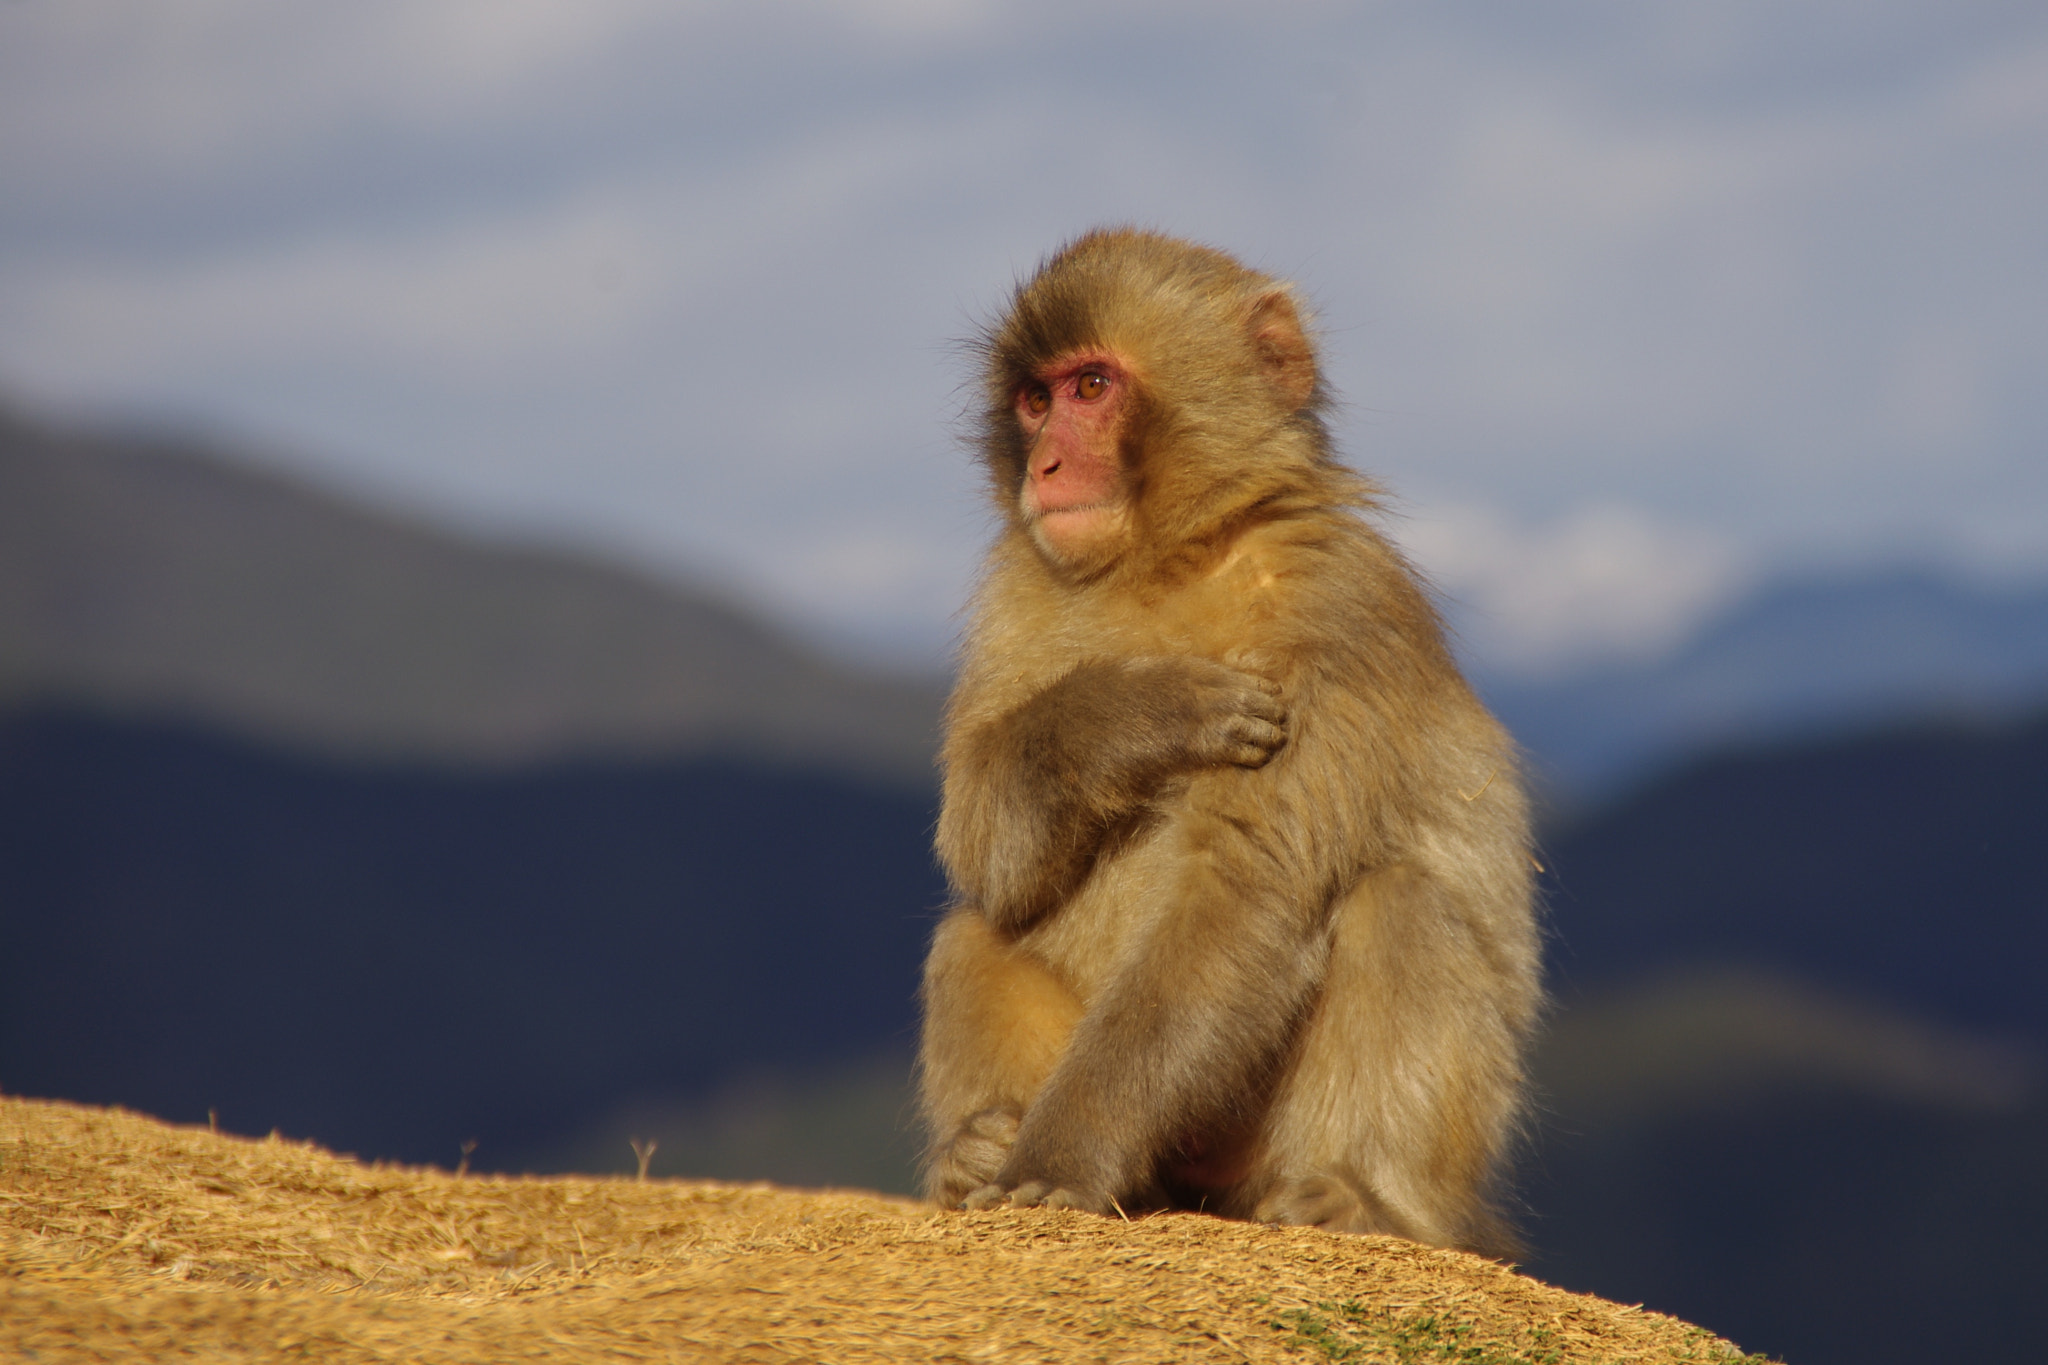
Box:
[0,1095,1764,1364]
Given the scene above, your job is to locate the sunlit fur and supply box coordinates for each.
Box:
[919,229,1541,1257]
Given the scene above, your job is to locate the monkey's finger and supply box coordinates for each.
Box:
[960,1183,1012,1211]
[1005,1180,1058,1208]
[1040,1187,1109,1215]
[1225,720,1288,766]
[1234,690,1288,726]
[1253,1175,1383,1235]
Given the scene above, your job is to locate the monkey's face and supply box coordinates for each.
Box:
[1014,350,1136,568]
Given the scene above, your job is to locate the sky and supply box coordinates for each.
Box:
[3,1,2045,675]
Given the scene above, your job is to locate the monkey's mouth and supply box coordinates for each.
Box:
[1025,501,1128,562]
[1030,503,1126,543]
[1023,484,1121,522]
[1035,501,1114,522]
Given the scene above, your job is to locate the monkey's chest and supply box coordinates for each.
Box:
[1016,807,1195,1003]
[1013,554,1291,674]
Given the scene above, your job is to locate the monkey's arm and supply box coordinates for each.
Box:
[957,662,1407,1214]
[961,777,1335,1214]
[935,657,1286,932]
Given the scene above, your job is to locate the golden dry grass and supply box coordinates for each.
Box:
[1,1095,1762,1363]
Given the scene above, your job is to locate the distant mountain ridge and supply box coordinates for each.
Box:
[1478,571,2048,800]
[0,403,942,782]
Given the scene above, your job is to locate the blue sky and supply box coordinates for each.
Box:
[3,1,2044,673]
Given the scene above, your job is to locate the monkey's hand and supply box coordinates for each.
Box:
[1025,656,1287,818]
[1254,1174,1397,1236]
[1117,655,1289,776]
[953,1108,1127,1218]
[938,656,1285,931]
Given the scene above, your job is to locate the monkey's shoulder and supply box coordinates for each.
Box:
[956,515,1449,696]
[1162,515,1445,660]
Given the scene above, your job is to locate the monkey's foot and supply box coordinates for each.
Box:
[1253,1174,1399,1236]
[926,1107,1020,1208]
[961,1179,1108,1216]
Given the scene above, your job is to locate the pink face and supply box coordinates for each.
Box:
[1014,351,1131,560]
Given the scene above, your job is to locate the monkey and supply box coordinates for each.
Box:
[914,229,1541,1257]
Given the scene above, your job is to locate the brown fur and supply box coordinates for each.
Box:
[918,229,1541,1256]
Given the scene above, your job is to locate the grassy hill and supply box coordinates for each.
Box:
[0,1095,1766,1365]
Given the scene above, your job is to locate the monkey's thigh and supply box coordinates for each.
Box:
[1248,864,1521,1247]
[918,909,1084,1201]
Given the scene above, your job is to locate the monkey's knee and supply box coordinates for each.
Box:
[925,1107,1021,1208]
[1252,1174,1401,1237]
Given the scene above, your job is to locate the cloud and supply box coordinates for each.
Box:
[2,0,2045,669]
[1392,503,1751,678]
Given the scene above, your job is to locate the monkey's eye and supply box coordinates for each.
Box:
[1075,372,1110,401]
[1021,386,1051,417]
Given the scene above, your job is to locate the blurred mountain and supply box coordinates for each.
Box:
[1479,571,2048,801]
[1526,972,2044,1365]
[1520,705,2048,1365]
[0,707,943,1170]
[1536,966,2036,1133]
[1541,706,2048,1037]
[0,402,942,782]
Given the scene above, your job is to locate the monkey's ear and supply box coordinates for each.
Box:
[1246,289,1317,410]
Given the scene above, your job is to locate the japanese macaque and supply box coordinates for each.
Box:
[917,229,1540,1257]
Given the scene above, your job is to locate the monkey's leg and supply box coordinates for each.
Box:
[965,809,1330,1216]
[918,908,1084,1208]
[1243,862,1536,1255]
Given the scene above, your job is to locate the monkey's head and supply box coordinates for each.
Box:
[977,228,1346,578]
